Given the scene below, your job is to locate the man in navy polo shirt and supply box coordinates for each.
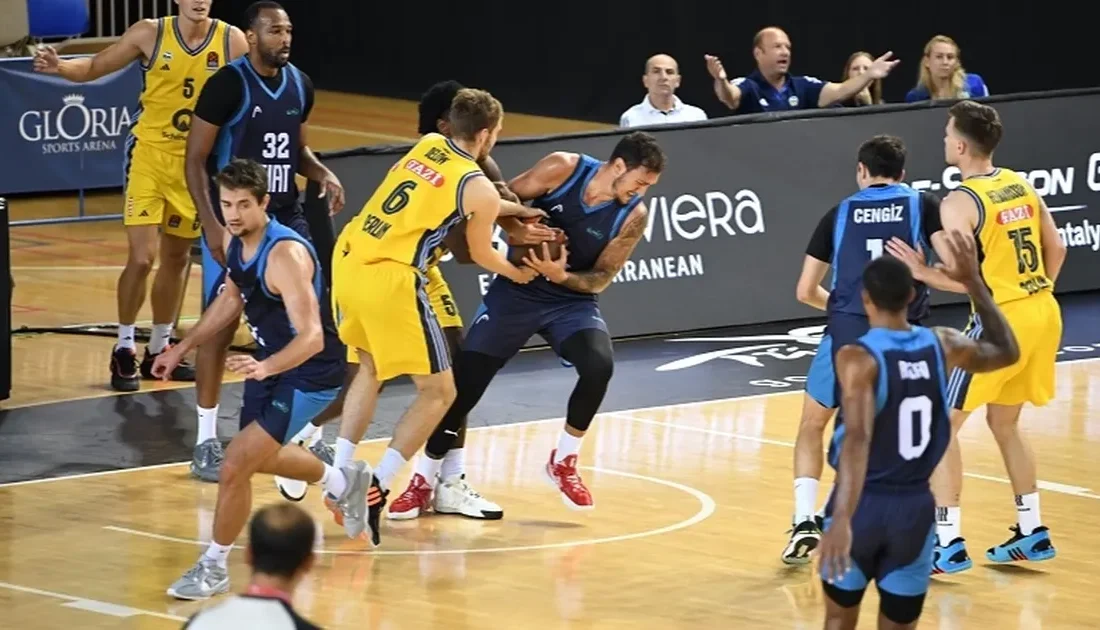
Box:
[705,27,898,115]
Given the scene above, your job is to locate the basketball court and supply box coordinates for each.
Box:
[4,92,1100,629]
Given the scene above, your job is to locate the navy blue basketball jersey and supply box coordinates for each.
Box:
[514,155,642,301]
[226,219,343,388]
[828,326,951,492]
[212,58,306,213]
[829,184,929,322]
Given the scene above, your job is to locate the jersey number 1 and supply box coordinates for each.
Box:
[898,394,932,460]
[866,238,884,260]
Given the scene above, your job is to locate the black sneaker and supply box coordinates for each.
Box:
[140,346,196,381]
[110,346,140,392]
[366,477,389,548]
[781,519,822,565]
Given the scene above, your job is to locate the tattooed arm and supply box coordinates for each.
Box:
[527,203,648,294]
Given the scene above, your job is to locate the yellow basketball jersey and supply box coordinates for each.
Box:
[341,133,484,271]
[130,17,231,155]
[961,168,1053,305]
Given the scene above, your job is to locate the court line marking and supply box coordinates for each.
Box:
[0,356,1096,488]
[604,411,1100,501]
[308,124,414,143]
[103,465,716,556]
[0,580,187,622]
[12,265,203,272]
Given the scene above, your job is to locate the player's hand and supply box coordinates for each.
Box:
[203,229,227,267]
[495,182,521,203]
[500,204,547,220]
[522,241,569,284]
[817,518,852,585]
[938,229,982,286]
[885,238,928,279]
[318,170,346,215]
[507,221,560,246]
[225,354,271,381]
[867,51,900,79]
[33,45,60,74]
[508,265,540,285]
[151,346,186,380]
[704,54,728,81]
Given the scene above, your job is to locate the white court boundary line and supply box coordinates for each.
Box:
[1,355,1097,490]
[0,580,186,622]
[103,465,716,556]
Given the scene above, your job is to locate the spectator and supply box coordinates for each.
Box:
[619,54,707,128]
[837,51,884,107]
[183,504,320,629]
[705,27,897,115]
[905,35,989,102]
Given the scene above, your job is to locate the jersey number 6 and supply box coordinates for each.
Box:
[382,180,418,215]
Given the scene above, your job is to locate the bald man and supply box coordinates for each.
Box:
[620,54,707,128]
[704,27,898,115]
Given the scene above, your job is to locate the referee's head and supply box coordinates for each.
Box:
[246,503,316,586]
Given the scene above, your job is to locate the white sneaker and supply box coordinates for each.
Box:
[432,474,503,520]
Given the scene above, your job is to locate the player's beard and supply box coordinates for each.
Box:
[260,45,291,68]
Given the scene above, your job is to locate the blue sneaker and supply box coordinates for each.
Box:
[932,537,973,574]
[986,525,1056,563]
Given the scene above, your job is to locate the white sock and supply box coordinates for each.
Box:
[117,324,136,351]
[793,477,819,524]
[149,323,173,354]
[440,448,465,480]
[293,422,319,445]
[320,464,348,499]
[334,438,356,470]
[554,431,583,463]
[415,453,444,483]
[197,405,218,444]
[1016,492,1042,535]
[936,506,962,543]
[816,484,832,518]
[203,541,232,569]
[374,448,407,492]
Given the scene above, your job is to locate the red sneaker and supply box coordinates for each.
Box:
[387,473,434,520]
[545,450,594,511]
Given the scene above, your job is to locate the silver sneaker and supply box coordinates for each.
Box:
[323,461,372,539]
[190,439,224,483]
[166,556,229,600]
[309,439,335,465]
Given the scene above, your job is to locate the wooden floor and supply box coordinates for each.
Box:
[2,366,1099,629]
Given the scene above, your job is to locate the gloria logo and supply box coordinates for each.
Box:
[18,93,133,155]
[655,324,825,371]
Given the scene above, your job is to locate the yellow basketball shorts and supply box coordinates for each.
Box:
[343,264,461,365]
[332,258,450,382]
[122,138,200,239]
[947,291,1062,411]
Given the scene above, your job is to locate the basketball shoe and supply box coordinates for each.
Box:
[166,556,229,601]
[781,518,823,565]
[986,525,1056,564]
[434,474,503,520]
[322,461,373,540]
[109,346,140,392]
[191,438,224,483]
[932,536,974,574]
[387,473,434,520]
[545,450,593,510]
[276,438,336,501]
[140,346,196,381]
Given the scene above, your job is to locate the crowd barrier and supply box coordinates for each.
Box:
[305,88,1100,340]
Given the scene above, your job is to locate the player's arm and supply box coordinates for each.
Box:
[796,207,835,310]
[818,343,878,584]
[889,190,974,294]
[932,229,1020,373]
[295,72,345,215]
[463,176,537,284]
[33,19,155,81]
[498,152,577,241]
[703,54,742,110]
[478,155,543,219]
[531,203,648,294]
[249,241,326,377]
[227,26,249,59]
[1036,196,1067,283]
[817,52,898,108]
[164,275,245,360]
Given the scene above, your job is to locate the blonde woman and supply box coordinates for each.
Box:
[838,51,884,106]
[906,35,989,102]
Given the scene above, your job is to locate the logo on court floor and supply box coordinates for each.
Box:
[17,93,134,155]
[654,325,824,372]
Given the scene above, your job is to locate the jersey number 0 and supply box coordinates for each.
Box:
[898,394,933,460]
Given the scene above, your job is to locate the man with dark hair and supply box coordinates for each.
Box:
[183,0,345,483]
[388,131,666,515]
[157,159,368,600]
[885,100,1066,572]
[783,134,944,564]
[817,231,1020,630]
[183,503,321,629]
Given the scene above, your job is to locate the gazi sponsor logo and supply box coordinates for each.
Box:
[18,93,134,155]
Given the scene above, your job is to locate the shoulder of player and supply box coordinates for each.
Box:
[122,18,161,49]
[267,239,314,272]
[835,343,877,381]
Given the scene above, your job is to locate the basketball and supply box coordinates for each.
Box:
[507,218,567,266]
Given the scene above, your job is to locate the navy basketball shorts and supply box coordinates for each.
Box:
[200,202,311,310]
[241,373,340,445]
[462,282,609,360]
[805,312,871,409]
[821,490,936,598]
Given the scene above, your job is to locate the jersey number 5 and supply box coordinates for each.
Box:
[1008,227,1040,274]
[898,394,932,460]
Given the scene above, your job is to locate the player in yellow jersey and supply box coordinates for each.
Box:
[329,88,537,547]
[887,100,1067,572]
[33,0,247,394]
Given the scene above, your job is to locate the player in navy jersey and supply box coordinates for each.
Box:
[154,160,369,601]
[183,1,345,483]
[783,135,944,564]
[409,132,665,511]
[817,233,1019,629]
